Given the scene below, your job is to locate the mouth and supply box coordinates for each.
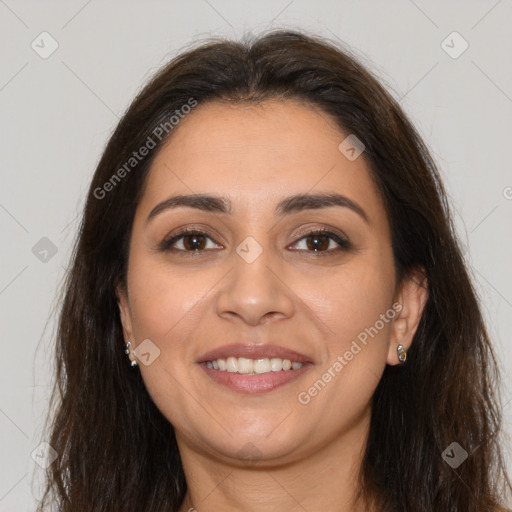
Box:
[203,356,305,373]
[197,343,314,394]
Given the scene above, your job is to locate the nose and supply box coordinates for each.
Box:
[216,239,295,326]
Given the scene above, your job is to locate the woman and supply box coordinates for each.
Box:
[37,30,511,511]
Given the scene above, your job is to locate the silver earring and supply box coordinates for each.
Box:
[124,341,138,367]
[397,344,407,364]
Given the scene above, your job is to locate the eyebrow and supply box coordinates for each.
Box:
[146,192,369,225]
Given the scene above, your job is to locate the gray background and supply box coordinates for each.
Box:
[1,0,511,509]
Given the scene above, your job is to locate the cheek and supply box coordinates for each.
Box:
[125,258,211,426]
[299,259,395,348]
[127,256,208,341]
[294,266,395,424]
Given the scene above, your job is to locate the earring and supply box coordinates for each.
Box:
[397,344,407,364]
[124,341,138,367]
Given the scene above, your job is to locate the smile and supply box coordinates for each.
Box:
[204,356,304,374]
[199,360,313,394]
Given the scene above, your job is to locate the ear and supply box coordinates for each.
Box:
[115,281,135,347]
[387,268,428,365]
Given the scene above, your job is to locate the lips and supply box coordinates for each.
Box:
[197,343,313,364]
[200,362,313,394]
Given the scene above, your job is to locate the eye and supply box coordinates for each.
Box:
[159,229,222,253]
[159,228,351,255]
[289,229,351,254]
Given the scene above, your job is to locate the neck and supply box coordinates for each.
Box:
[176,403,376,512]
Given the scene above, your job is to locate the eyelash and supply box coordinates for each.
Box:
[159,228,351,256]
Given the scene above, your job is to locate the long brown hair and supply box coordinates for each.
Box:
[37,29,511,511]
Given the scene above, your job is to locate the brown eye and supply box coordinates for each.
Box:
[181,233,207,250]
[305,234,330,251]
[290,230,351,253]
[160,230,222,252]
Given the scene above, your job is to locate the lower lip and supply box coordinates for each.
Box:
[199,362,313,394]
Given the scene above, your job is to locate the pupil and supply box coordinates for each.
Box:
[308,235,328,251]
[185,234,205,250]
[182,234,329,251]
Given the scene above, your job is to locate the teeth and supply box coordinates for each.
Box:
[226,357,238,372]
[204,357,304,374]
[270,358,283,371]
[238,357,253,373]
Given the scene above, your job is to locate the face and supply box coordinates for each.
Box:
[117,99,426,466]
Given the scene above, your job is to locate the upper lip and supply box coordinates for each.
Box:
[197,343,313,364]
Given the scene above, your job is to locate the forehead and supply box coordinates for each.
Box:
[140,99,386,223]
[152,99,349,173]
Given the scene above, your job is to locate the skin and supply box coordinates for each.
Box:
[117,99,428,512]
